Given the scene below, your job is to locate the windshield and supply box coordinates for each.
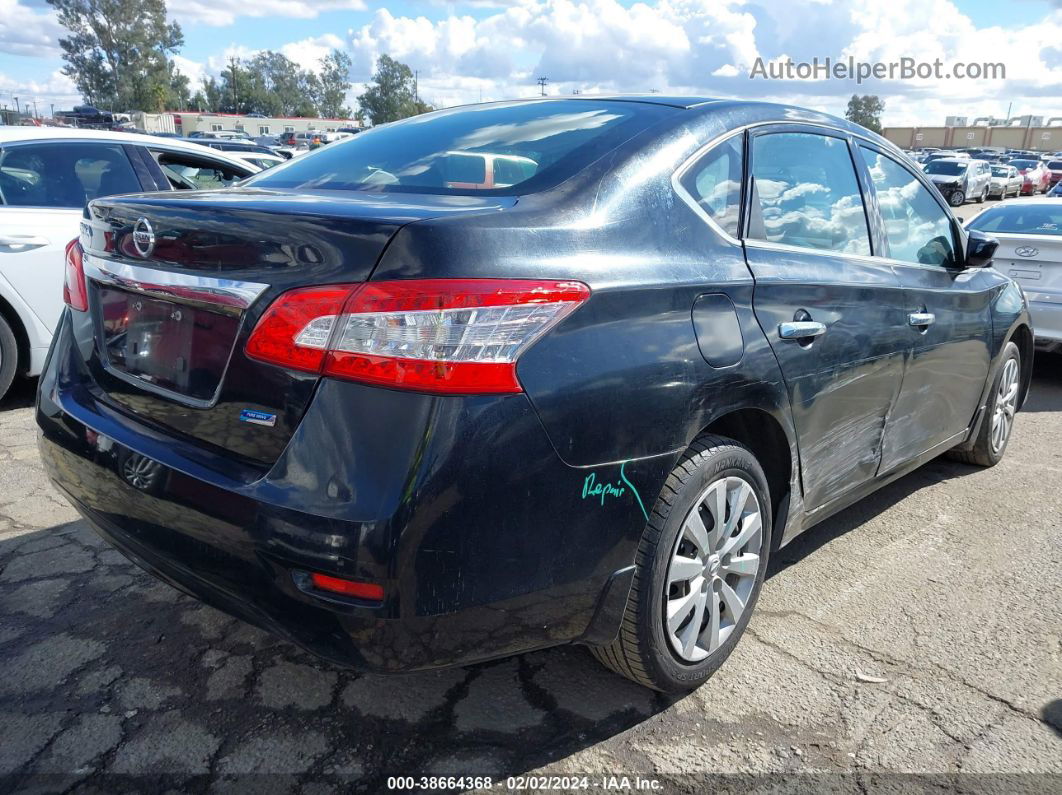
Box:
[969,206,1062,236]
[1048,161,1062,170]
[247,100,677,195]
[991,167,1009,177]
[1009,160,1037,169]
[924,161,966,176]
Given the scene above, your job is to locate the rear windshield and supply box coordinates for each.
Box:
[968,206,1062,236]
[991,166,1008,176]
[246,100,677,195]
[1049,161,1062,170]
[1009,160,1037,169]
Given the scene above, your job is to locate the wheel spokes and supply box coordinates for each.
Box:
[669,554,703,584]
[719,580,747,623]
[721,552,759,577]
[720,511,761,558]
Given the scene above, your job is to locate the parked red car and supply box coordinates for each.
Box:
[1009,159,1052,194]
[1046,159,1062,187]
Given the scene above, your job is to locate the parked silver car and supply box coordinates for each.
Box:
[989,164,1023,199]
[967,198,1062,352]
[924,157,991,206]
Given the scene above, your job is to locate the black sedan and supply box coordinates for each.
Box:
[38,97,1032,692]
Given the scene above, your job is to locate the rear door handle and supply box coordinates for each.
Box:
[0,235,50,250]
[778,321,827,340]
[908,312,936,327]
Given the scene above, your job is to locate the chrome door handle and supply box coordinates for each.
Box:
[908,312,936,327]
[778,321,827,340]
[0,235,50,250]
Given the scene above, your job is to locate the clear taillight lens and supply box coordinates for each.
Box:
[245,279,591,394]
[62,239,88,312]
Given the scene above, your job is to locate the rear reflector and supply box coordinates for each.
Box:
[309,572,384,601]
[246,279,590,394]
[63,239,88,312]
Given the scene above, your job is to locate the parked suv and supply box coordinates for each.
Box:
[38,98,1032,692]
[923,157,991,205]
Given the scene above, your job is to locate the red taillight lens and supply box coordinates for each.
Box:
[245,284,356,373]
[245,279,591,394]
[309,572,384,602]
[62,239,88,312]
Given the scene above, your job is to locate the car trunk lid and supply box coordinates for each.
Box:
[76,188,514,467]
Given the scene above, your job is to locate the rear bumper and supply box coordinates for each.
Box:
[1029,296,1062,347]
[37,315,668,672]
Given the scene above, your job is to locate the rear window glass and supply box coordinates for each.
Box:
[1048,161,1062,170]
[247,100,677,195]
[968,206,1062,236]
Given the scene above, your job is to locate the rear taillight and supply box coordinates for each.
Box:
[62,239,88,312]
[245,279,590,394]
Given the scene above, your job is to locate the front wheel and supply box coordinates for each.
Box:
[590,435,772,692]
[949,342,1021,467]
[949,190,965,206]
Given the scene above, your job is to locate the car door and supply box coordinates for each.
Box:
[856,144,993,471]
[742,126,909,511]
[0,139,144,335]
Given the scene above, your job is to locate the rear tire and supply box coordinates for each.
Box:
[590,435,772,692]
[948,342,1020,467]
[0,314,17,403]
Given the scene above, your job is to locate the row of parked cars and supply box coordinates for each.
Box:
[904,147,1062,206]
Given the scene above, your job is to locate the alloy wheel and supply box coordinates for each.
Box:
[664,475,763,662]
[991,357,1019,454]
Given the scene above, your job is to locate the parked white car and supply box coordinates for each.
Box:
[0,127,258,400]
[923,157,992,206]
[989,164,1023,199]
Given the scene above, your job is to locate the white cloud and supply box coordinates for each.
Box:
[0,69,79,112]
[341,0,1062,125]
[172,0,367,27]
[0,0,63,56]
[281,34,347,70]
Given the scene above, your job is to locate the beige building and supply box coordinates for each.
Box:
[884,123,1062,152]
[132,111,361,137]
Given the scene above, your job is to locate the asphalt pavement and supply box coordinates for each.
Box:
[1,352,1060,792]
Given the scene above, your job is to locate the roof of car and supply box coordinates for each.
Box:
[0,126,251,169]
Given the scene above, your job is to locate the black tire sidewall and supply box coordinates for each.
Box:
[639,446,772,691]
[0,315,17,402]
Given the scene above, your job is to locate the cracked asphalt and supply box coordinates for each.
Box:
[1,355,1060,793]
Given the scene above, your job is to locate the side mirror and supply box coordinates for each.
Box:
[965,228,998,268]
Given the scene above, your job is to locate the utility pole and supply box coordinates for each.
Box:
[32,101,38,119]
[229,56,239,112]
[537,77,549,96]
[14,96,19,116]
[50,103,55,119]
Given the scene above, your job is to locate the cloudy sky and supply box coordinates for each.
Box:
[1,0,1061,125]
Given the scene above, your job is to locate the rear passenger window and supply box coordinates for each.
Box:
[679,135,744,237]
[748,132,871,255]
[859,147,958,268]
[0,142,140,208]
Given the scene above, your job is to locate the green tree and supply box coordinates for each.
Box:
[47,0,184,111]
[356,54,434,125]
[317,49,353,118]
[845,94,885,135]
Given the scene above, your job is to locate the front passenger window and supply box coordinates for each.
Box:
[859,147,957,268]
[747,133,871,255]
